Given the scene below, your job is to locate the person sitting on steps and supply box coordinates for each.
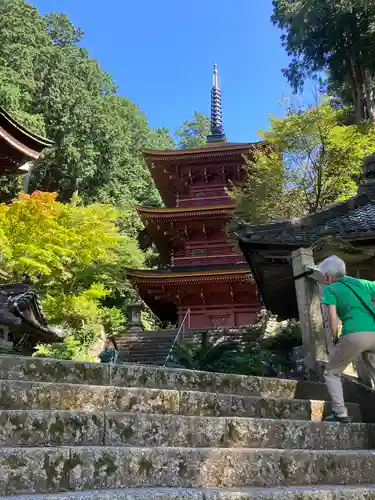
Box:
[320,255,375,423]
[99,337,118,364]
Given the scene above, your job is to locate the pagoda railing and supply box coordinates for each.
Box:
[163,308,191,367]
[177,195,232,208]
[172,254,244,267]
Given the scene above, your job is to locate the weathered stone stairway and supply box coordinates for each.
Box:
[0,356,375,498]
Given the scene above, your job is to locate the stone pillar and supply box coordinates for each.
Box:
[127,302,145,332]
[292,247,328,381]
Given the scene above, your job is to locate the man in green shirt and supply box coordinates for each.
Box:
[320,255,375,422]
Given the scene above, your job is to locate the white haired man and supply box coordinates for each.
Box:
[320,255,375,422]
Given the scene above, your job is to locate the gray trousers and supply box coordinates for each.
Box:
[324,331,375,416]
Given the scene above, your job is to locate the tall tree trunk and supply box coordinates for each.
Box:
[363,67,375,123]
[347,58,367,123]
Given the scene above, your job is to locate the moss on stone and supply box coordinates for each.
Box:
[227,421,240,443]
[120,424,135,441]
[91,413,102,427]
[10,414,27,429]
[44,454,65,489]
[6,454,28,468]
[49,417,66,439]
[128,396,139,409]
[33,418,47,432]
[138,456,153,475]
[279,456,290,479]
[156,370,167,386]
[169,393,179,413]
[95,452,118,476]
[139,372,149,386]
[178,459,188,477]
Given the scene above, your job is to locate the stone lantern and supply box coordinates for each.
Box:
[127,302,145,332]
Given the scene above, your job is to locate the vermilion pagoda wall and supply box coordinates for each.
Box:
[178,302,261,329]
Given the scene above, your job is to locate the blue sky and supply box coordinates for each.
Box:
[32,0,311,143]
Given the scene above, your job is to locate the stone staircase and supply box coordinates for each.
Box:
[0,356,375,498]
[117,329,178,365]
[117,328,250,366]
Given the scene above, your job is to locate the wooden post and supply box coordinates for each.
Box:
[292,247,328,381]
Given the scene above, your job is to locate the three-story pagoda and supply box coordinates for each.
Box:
[127,66,265,328]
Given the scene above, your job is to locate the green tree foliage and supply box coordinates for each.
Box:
[175,111,210,149]
[172,338,242,372]
[272,0,375,123]
[172,319,302,377]
[0,0,173,216]
[0,191,144,359]
[233,100,375,223]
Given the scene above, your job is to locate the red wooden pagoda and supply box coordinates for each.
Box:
[127,66,265,328]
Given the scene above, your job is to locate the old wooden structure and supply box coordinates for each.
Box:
[127,66,265,328]
[0,106,53,175]
[0,107,58,350]
[0,282,63,352]
[236,154,375,380]
[236,154,375,320]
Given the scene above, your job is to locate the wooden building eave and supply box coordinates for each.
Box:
[143,140,267,163]
[137,204,234,220]
[127,264,258,324]
[126,265,253,285]
[143,141,269,208]
[236,192,375,321]
[0,107,53,174]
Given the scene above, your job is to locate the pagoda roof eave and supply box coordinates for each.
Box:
[143,140,268,164]
[126,265,253,284]
[137,204,234,219]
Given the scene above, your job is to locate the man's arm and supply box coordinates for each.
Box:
[325,304,339,342]
[321,285,338,342]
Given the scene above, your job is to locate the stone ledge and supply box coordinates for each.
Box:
[0,355,303,397]
[0,410,372,449]
[0,381,362,421]
[2,447,375,495]
[2,485,375,499]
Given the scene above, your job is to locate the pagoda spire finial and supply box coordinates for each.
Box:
[207,63,226,143]
[213,63,219,89]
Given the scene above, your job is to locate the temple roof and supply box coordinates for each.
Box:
[236,154,375,320]
[1,283,63,348]
[143,141,266,164]
[137,204,234,220]
[127,264,253,285]
[237,194,375,248]
[0,107,53,174]
[143,141,268,208]
[127,264,255,323]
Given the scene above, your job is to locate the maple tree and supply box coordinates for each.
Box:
[0,191,144,359]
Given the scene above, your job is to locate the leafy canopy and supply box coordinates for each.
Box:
[272,0,375,122]
[175,112,210,149]
[233,99,375,223]
[0,191,144,359]
[0,0,173,216]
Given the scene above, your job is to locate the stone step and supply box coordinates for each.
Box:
[0,410,372,449]
[0,380,362,421]
[0,355,323,398]
[2,485,375,499]
[2,446,375,495]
